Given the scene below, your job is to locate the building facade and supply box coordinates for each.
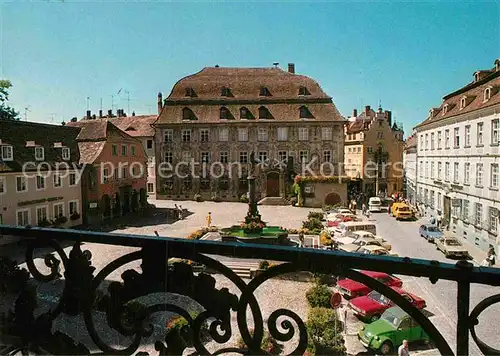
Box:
[109,114,157,198]
[403,133,417,204]
[344,105,405,197]
[67,118,148,224]
[0,121,83,242]
[415,59,500,253]
[154,64,346,204]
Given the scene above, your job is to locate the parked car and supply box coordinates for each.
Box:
[349,287,426,322]
[436,237,469,258]
[368,197,382,212]
[419,224,443,243]
[358,245,399,257]
[336,230,388,246]
[337,208,353,215]
[358,306,430,355]
[326,214,357,227]
[341,237,392,253]
[336,271,403,299]
[335,221,377,237]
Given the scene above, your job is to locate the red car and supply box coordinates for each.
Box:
[327,216,355,227]
[348,287,426,322]
[336,271,403,299]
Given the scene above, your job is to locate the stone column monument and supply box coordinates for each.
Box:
[247,151,259,217]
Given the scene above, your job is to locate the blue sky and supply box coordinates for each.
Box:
[1,1,498,134]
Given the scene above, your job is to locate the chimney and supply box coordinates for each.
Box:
[132,111,135,116]
[86,110,91,120]
[108,109,113,117]
[117,109,122,117]
[158,92,163,114]
[288,63,295,74]
[71,117,77,123]
[385,110,392,126]
[365,105,371,116]
[99,110,103,118]
[353,109,358,117]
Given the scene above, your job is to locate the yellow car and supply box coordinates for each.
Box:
[392,204,414,220]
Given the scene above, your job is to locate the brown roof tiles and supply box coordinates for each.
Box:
[416,63,500,129]
[157,66,344,124]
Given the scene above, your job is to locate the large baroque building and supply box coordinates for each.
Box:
[344,105,405,197]
[154,64,345,203]
[415,59,500,253]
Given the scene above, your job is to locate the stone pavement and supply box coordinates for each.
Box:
[109,199,320,238]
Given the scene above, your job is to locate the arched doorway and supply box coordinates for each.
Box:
[114,193,121,217]
[266,172,280,197]
[102,194,111,218]
[325,192,341,206]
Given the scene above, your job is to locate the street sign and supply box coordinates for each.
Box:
[330,292,342,309]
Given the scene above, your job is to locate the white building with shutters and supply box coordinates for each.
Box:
[414,59,500,254]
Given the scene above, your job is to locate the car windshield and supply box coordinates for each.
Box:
[427,226,440,232]
[382,312,400,327]
[398,206,410,211]
[370,201,381,206]
[446,239,461,246]
[368,291,391,305]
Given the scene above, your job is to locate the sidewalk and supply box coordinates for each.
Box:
[459,237,498,267]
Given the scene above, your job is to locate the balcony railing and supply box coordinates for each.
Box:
[0,225,500,355]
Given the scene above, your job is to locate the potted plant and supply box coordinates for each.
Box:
[70,212,80,221]
[54,215,68,226]
[38,218,52,227]
[193,193,203,202]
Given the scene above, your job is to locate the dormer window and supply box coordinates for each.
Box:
[35,147,44,161]
[220,107,231,120]
[298,86,310,96]
[299,106,314,119]
[474,72,479,83]
[182,107,195,120]
[240,107,250,120]
[484,87,492,102]
[62,147,70,160]
[1,145,13,161]
[259,86,271,96]
[185,87,196,97]
[442,104,449,115]
[221,87,232,97]
[460,97,467,110]
[258,106,271,119]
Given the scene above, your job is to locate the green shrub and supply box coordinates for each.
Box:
[307,308,346,355]
[307,211,324,220]
[236,329,283,355]
[302,217,322,232]
[306,284,332,308]
[0,256,30,293]
[240,194,249,203]
[259,260,270,270]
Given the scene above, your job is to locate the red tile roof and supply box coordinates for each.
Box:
[106,115,156,137]
[416,64,500,129]
[157,66,344,124]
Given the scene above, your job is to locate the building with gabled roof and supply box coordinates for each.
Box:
[0,120,83,239]
[344,105,405,198]
[414,59,500,254]
[153,63,347,205]
[66,117,148,224]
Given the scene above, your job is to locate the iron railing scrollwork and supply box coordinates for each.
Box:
[0,225,500,356]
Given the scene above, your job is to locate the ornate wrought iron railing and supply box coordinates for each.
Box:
[0,225,499,356]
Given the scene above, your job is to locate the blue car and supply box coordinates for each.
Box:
[419,224,443,243]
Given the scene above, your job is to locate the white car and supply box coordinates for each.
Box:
[368,197,382,212]
[337,208,353,215]
[336,231,387,245]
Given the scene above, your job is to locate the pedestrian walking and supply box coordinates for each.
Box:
[362,203,367,215]
[206,212,212,227]
[398,340,410,356]
[178,205,183,220]
[487,244,496,267]
[436,213,443,229]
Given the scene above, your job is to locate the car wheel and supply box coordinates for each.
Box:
[370,314,380,323]
[380,341,393,355]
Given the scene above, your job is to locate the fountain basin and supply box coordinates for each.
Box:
[220,226,291,245]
